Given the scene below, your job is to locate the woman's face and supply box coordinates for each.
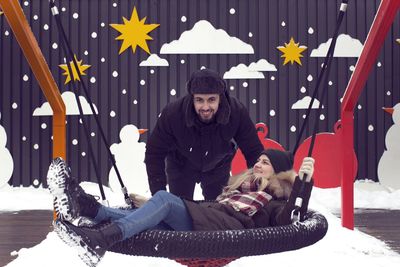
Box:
[253,154,275,179]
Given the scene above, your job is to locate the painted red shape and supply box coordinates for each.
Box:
[294,121,358,188]
[231,123,285,175]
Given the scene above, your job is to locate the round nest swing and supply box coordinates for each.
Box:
[108,209,328,266]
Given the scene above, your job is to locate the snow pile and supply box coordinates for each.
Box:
[5,200,400,267]
[1,180,400,266]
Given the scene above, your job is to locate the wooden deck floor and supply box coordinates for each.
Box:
[0,210,53,267]
[353,209,400,253]
[0,209,399,266]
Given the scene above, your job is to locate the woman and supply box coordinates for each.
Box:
[48,149,315,266]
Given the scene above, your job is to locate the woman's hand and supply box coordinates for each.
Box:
[299,157,315,182]
[129,193,150,208]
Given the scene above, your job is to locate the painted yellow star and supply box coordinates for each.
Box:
[277,37,307,66]
[110,7,159,55]
[0,10,3,16]
[59,55,91,84]
[396,39,400,45]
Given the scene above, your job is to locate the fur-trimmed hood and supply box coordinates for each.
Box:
[266,170,297,199]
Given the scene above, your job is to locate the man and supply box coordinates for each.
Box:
[145,69,264,200]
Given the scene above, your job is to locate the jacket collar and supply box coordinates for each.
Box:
[267,170,297,199]
[271,170,297,184]
[184,93,231,128]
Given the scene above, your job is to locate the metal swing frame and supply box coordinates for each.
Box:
[340,0,400,229]
[0,0,66,160]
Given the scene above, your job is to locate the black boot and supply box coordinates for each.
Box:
[68,179,101,219]
[47,157,100,221]
[54,219,123,267]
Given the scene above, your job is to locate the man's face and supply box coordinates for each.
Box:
[193,94,220,123]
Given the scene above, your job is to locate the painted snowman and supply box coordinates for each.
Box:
[0,112,14,188]
[108,124,149,196]
[378,103,400,190]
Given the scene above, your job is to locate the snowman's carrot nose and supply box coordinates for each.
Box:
[139,129,148,134]
[383,107,394,114]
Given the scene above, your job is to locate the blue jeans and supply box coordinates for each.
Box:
[93,191,193,240]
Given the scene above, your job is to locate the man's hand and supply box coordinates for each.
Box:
[299,157,315,182]
[129,193,150,208]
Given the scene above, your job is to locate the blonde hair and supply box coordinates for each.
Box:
[223,169,271,193]
[222,168,296,199]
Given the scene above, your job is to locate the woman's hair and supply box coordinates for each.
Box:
[222,149,296,198]
[223,169,271,193]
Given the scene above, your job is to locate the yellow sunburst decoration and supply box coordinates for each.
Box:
[277,37,307,66]
[110,7,159,55]
[59,55,91,84]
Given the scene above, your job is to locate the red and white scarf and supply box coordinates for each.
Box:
[216,177,272,216]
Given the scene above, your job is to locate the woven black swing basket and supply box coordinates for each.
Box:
[109,209,328,266]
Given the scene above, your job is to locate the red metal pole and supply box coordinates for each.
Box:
[341,112,354,229]
[340,0,400,229]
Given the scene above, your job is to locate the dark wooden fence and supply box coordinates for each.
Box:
[0,0,399,187]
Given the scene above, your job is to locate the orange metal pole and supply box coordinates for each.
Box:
[0,0,66,160]
[340,0,400,229]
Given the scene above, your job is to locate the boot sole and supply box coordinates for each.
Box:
[47,158,77,222]
[53,220,103,267]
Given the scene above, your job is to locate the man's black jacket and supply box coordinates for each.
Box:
[145,94,263,194]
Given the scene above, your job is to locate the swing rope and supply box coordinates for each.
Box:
[290,0,348,222]
[293,0,349,156]
[49,0,133,207]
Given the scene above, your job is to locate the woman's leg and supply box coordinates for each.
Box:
[93,206,131,222]
[114,190,193,240]
[94,206,172,231]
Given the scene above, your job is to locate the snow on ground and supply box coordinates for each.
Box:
[1,179,400,267]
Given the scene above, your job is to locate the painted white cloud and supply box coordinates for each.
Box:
[310,34,363,57]
[0,113,14,188]
[248,59,277,72]
[223,59,277,79]
[223,64,264,79]
[160,20,254,54]
[139,54,169,67]
[292,96,323,109]
[32,91,98,116]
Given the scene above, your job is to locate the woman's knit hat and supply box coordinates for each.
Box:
[260,149,294,174]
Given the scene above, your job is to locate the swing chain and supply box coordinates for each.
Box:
[290,197,304,223]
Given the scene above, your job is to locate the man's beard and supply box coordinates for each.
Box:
[197,111,216,124]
